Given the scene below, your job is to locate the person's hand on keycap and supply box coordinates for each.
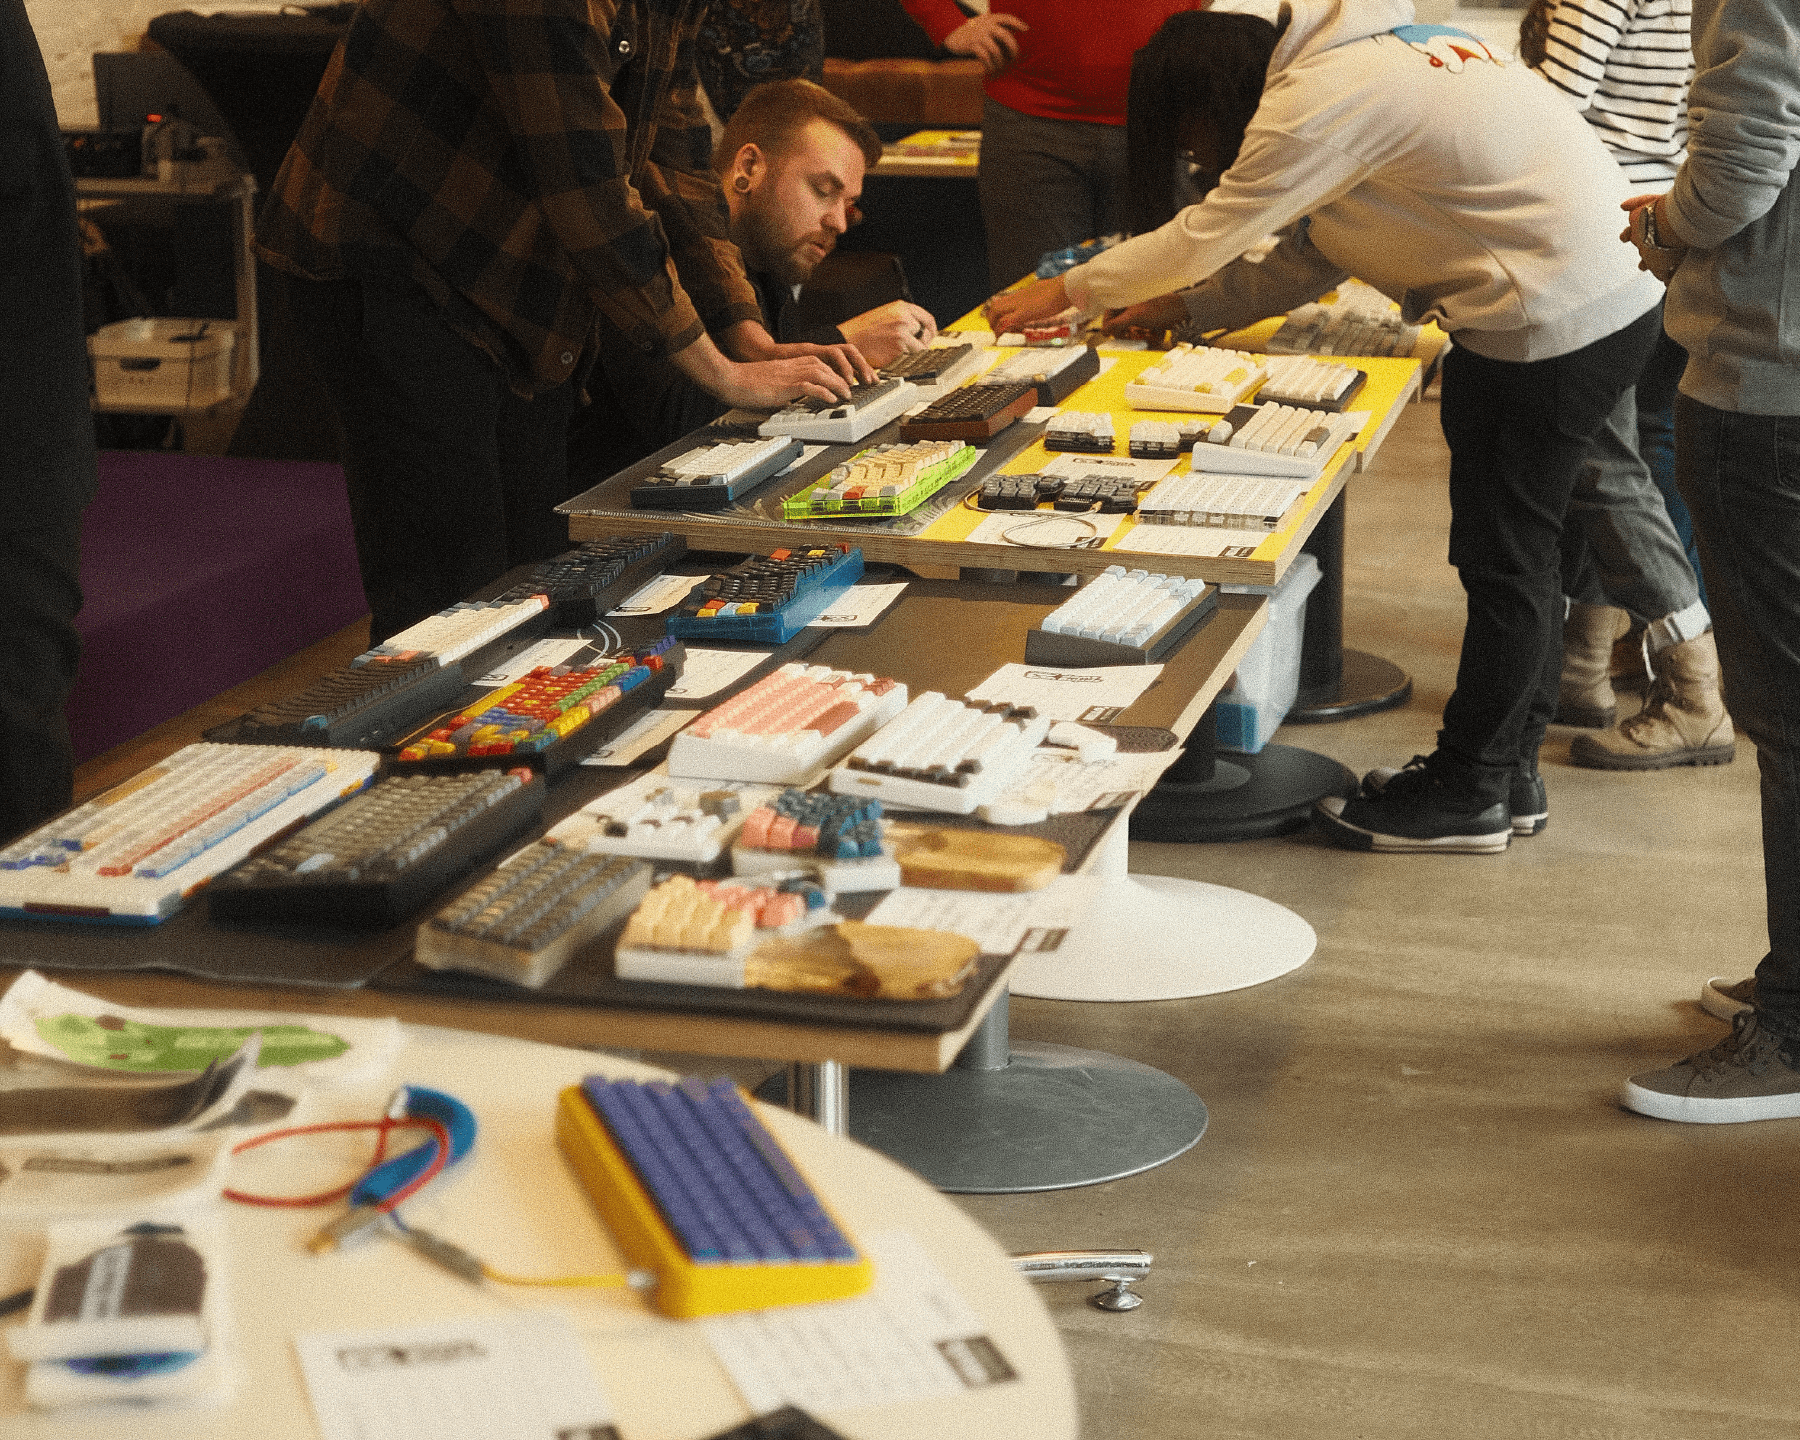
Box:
[984,274,1068,335]
[839,301,938,367]
[722,318,876,385]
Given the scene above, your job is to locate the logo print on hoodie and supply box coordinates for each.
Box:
[1390,25,1503,73]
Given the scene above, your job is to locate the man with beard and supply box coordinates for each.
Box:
[571,79,938,473]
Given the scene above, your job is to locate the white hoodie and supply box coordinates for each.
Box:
[1062,0,1662,362]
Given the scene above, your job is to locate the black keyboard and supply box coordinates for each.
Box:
[897,382,1037,441]
[497,533,686,623]
[208,767,545,926]
[1054,474,1142,513]
[213,655,469,749]
[881,344,973,382]
[977,474,1043,511]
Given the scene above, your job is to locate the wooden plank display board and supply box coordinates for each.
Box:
[560,346,1421,590]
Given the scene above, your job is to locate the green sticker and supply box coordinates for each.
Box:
[33,1013,351,1072]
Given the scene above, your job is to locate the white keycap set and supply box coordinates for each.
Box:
[1258,354,1362,407]
[359,594,548,666]
[757,377,916,443]
[828,693,1051,814]
[1267,302,1422,358]
[1128,418,1210,457]
[1039,566,1213,647]
[667,663,910,784]
[657,435,798,487]
[1124,345,1270,412]
[984,344,1091,387]
[1137,472,1310,529]
[1045,411,1114,449]
[1189,405,1361,478]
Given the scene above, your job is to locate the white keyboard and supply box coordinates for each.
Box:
[1257,355,1365,409]
[984,345,1089,386]
[1038,566,1213,648]
[1127,418,1208,458]
[1266,302,1423,358]
[758,378,917,443]
[828,694,1050,815]
[1138,472,1311,529]
[1189,402,1360,478]
[1044,411,1115,452]
[358,595,549,666]
[667,663,910,784]
[0,743,380,923]
[547,775,771,863]
[664,436,801,486]
[1124,345,1269,412]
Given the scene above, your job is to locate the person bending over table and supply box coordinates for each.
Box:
[257,0,871,645]
[987,1,1666,856]
[572,77,940,471]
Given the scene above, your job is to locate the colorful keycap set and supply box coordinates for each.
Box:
[0,743,380,924]
[393,638,682,776]
[415,843,652,988]
[1256,354,1368,411]
[668,662,910,784]
[1187,403,1361,479]
[555,1076,872,1317]
[1123,344,1270,413]
[731,789,897,893]
[665,544,863,644]
[629,436,803,511]
[828,693,1051,815]
[780,439,976,520]
[1138,472,1313,530]
[757,376,915,443]
[1025,565,1220,666]
[615,873,830,986]
[206,767,544,926]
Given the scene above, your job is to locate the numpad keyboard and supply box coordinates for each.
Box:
[757,377,915,444]
[1043,411,1114,453]
[1123,344,1270,412]
[1025,564,1219,666]
[357,594,552,668]
[414,843,651,988]
[495,533,687,623]
[1266,301,1423,358]
[614,873,830,986]
[215,654,469,750]
[1137,471,1312,530]
[668,662,909,784]
[547,778,761,864]
[897,380,1037,442]
[828,693,1050,815]
[0,743,380,924]
[1188,402,1361,479]
[555,1076,872,1318]
[392,639,681,778]
[1256,354,1368,411]
[880,342,985,395]
[780,439,976,520]
[665,544,863,645]
[1128,418,1210,458]
[731,789,897,892]
[207,767,545,926]
[981,343,1100,404]
[629,436,803,511]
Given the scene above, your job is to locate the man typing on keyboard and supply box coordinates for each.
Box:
[257,0,872,645]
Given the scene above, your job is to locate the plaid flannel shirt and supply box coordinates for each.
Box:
[256,0,762,392]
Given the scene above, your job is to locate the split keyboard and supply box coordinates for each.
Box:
[781,439,975,520]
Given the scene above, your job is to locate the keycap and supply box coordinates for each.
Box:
[1123,344,1270,412]
[667,662,909,784]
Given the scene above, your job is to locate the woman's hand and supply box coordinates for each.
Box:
[943,11,1028,73]
[984,274,1071,335]
[1099,293,1190,336]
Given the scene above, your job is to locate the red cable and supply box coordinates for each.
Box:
[223,1116,442,1208]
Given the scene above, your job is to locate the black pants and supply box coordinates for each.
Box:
[0,521,83,844]
[283,273,577,644]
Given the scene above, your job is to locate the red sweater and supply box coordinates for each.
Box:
[900,0,1204,125]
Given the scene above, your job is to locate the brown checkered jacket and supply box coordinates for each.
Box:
[256,0,762,392]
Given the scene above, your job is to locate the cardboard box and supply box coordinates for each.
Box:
[90,318,235,409]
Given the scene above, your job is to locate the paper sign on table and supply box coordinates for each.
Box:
[965,663,1162,723]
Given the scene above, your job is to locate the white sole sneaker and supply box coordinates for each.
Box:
[1620,1077,1800,1124]
[1313,796,1511,854]
[1700,976,1755,1022]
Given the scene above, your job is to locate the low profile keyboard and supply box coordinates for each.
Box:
[0,743,380,924]
[1026,564,1219,665]
[665,544,863,645]
[207,767,544,925]
[1052,474,1141,512]
[982,342,1099,404]
[667,662,909,784]
[1137,471,1312,530]
[1123,344,1269,413]
[1044,411,1114,453]
[498,532,686,623]
[758,377,914,444]
[1256,355,1367,411]
[555,1076,872,1317]
[1267,302,1422,358]
[415,843,651,988]
[897,381,1037,441]
[977,473,1047,510]
[1189,403,1361,479]
[781,439,976,520]
[358,594,551,668]
[216,654,468,750]
[630,437,803,511]
[829,693,1049,815]
[547,778,757,864]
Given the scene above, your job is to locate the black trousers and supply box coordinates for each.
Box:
[282,272,577,644]
[0,522,83,844]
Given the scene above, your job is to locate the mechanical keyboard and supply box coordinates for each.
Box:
[1043,411,1114,453]
[1266,301,1423,358]
[976,473,1049,510]
[731,789,897,893]
[1051,474,1141,513]
[213,654,469,750]
[1256,354,1367,411]
[897,381,1036,441]
[1128,418,1209,458]
[630,436,803,511]
[780,439,976,520]
[0,743,380,924]
[757,377,915,443]
[1137,471,1312,530]
[392,639,682,778]
[880,342,985,396]
[497,533,687,623]
[555,1076,872,1317]
[614,873,831,986]
[667,662,909,784]
[1025,564,1219,666]
[1189,403,1361,479]
[665,544,863,645]
[1123,344,1270,412]
[415,843,651,988]
[207,767,545,926]
[357,594,552,668]
[546,776,767,864]
[981,343,1100,404]
[828,694,1050,815]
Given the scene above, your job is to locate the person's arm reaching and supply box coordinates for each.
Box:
[1101,222,1349,337]
[901,0,1027,73]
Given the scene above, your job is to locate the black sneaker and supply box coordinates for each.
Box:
[1364,757,1546,837]
[1315,756,1511,853]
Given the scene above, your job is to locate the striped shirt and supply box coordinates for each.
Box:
[1531,0,1693,185]
[256,0,762,393]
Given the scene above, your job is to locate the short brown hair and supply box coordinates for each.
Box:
[714,79,883,176]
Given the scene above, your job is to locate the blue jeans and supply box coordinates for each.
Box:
[1437,308,1661,797]
[1635,326,1703,603]
[1676,398,1800,1037]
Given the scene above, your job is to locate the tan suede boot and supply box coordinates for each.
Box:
[1570,630,1736,769]
[1556,603,1630,728]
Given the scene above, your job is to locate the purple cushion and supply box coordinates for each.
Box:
[68,452,367,761]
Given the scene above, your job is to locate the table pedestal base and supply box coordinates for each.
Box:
[1129,742,1357,844]
[1288,647,1413,723]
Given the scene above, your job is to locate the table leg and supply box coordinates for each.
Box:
[1286,488,1413,722]
[785,1058,848,1137]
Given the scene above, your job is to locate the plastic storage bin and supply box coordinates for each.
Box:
[1215,551,1323,753]
[89,318,235,409]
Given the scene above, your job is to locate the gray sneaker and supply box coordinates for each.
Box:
[1622,1012,1800,1123]
[1700,976,1756,1022]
